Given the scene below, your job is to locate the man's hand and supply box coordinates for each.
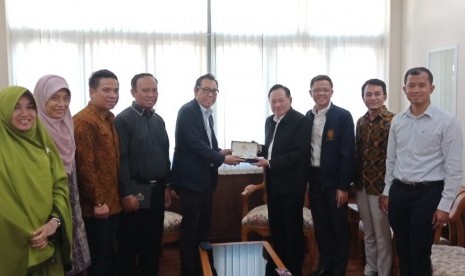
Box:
[219,149,233,156]
[379,195,389,214]
[121,196,139,213]
[94,203,110,219]
[224,155,243,165]
[336,189,348,208]
[432,209,449,229]
[252,157,269,168]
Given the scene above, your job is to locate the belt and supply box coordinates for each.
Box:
[131,178,163,187]
[393,179,444,189]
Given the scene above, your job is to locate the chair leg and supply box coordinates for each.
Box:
[241,229,249,241]
[305,231,318,272]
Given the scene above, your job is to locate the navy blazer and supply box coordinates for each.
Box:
[172,99,225,192]
[260,108,312,195]
[306,104,355,191]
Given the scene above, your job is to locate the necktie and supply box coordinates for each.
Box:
[205,113,213,147]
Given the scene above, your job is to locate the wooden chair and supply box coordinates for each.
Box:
[162,210,182,244]
[240,172,317,271]
[431,188,465,275]
[162,191,182,245]
[354,189,465,276]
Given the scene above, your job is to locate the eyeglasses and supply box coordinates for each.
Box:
[198,87,219,95]
[310,88,332,95]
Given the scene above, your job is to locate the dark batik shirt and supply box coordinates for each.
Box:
[74,103,121,216]
[354,106,395,195]
[114,102,171,197]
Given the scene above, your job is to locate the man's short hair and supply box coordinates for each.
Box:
[131,73,157,90]
[89,69,118,89]
[404,67,434,85]
[361,79,387,98]
[268,84,291,98]
[310,75,333,89]
[194,74,218,90]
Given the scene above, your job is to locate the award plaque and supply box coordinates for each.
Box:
[231,141,257,163]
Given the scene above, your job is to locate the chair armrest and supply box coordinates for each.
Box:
[433,225,443,244]
[241,183,264,197]
[241,183,265,217]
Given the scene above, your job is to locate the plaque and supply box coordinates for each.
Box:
[231,141,258,163]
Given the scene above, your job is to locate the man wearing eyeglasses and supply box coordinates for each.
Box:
[172,73,243,276]
[306,75,355,276]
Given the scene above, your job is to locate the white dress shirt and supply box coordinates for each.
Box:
[199,104,213,147]
[310,103,331,167]
[383,104,463,212]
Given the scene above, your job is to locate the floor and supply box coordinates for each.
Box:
[159,242,365,276]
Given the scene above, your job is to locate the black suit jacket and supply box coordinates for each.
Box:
[172,99,224,192]
[305,103,355,191]
[260,108,312,194]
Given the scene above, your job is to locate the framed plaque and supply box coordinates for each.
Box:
[231,141,257,163]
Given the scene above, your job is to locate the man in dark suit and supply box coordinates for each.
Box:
[172,73,243,276]
[254,84,311,276]
[306,75,354,276]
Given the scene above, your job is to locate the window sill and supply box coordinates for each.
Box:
[218,163,263,175]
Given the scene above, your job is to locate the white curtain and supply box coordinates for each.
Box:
[7,0,389,168]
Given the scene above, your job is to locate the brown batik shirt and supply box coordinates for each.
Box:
[74,103,121,217]
[354,106,395,195]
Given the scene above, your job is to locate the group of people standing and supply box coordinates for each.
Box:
[253,67,463,276]
[0,70,241,276]
[0,66,462,276]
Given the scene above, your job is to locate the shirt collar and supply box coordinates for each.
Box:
[273,113,286,123]
[363,105,390,121]
[131,102,155,117]
[311,102,331,116]
[198,102,213,117]
[405,103,434,118]
[87,102,114,121]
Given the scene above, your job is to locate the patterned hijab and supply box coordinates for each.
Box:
[34,74,76,173]
[0,86,72,274]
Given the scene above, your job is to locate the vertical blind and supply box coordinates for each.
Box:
[7,0,389,165]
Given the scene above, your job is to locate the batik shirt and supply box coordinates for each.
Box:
[354,106,394,195]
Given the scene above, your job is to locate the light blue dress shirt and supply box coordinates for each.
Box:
[383,104,463,212]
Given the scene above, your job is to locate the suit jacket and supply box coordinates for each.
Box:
[172,99,225,192]
[306,103,355,191]
[260,108,312,195]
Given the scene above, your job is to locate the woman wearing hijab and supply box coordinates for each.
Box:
[34,75,91,276]
[0,86,72,275]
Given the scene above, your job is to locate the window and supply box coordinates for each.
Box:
[7,0,389,168]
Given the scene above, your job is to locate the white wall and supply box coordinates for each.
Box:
[0,0,9,88]
[387,0,403,112]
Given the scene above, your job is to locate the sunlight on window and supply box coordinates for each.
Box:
[215,35,270,146]
[7,0,207,33]
[330,47,382,121]
[7,0,389,166]
[212,0,386,36]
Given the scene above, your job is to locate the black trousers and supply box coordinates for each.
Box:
[308,168,350,276]
[116,185,165,276]
[178,186,214,276]
[266,192,305,276]
[388,180,443,276]
[84,214,119,276]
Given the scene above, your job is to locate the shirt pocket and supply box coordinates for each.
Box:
[415,132,441,155]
